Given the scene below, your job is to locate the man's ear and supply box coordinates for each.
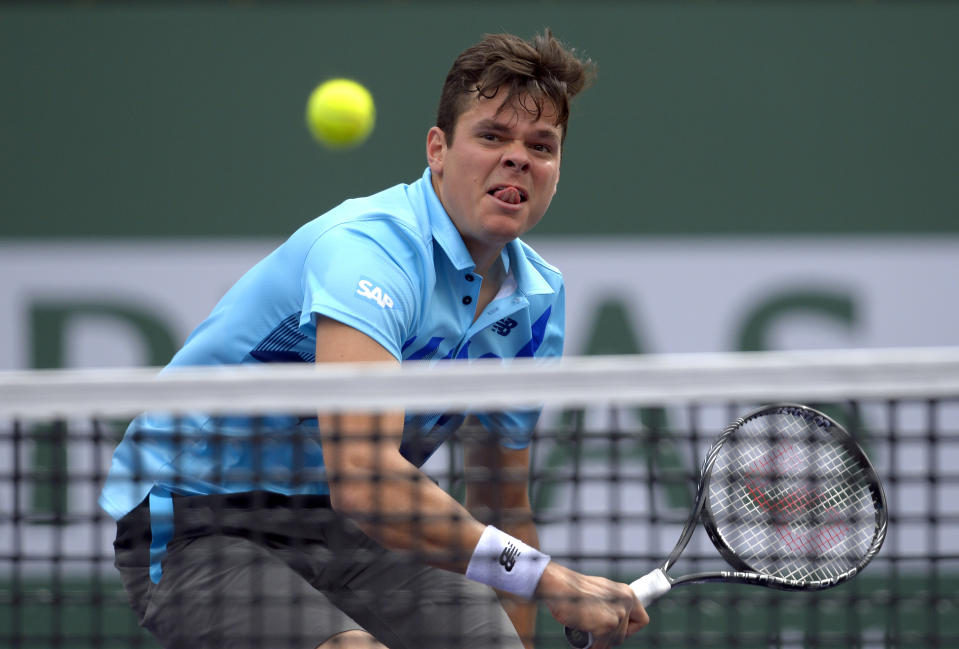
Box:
[426,126,447,174]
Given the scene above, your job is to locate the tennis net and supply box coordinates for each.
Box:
[2,347,958,648]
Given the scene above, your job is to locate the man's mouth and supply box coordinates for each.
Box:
[488,185,528,204]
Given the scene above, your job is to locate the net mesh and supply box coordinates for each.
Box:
[2,348,958,649]
[707,408,881,583]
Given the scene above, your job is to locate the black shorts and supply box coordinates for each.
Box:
[114,492,522,649]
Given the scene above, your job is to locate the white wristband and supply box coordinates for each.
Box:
[465,525,551,600]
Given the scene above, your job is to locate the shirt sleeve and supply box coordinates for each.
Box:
[298,220,422,360]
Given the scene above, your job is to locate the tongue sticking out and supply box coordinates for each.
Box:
[492,187,522,205]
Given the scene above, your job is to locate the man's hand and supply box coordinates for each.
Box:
[536,562,649,649]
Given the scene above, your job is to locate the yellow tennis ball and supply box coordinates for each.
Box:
[305,78,376,150]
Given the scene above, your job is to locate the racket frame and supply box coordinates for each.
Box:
[670,403,888,592]
[564,404,888,649]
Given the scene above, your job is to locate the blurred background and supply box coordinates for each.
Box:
[2,2,958,648]
[2,0,957,370]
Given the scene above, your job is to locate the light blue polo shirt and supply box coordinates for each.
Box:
[99,167,565,526]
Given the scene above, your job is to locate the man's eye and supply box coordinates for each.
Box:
[480,133,499,141]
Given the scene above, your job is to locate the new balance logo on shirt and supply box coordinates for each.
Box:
[491,317,518,336]
[499,543,521,572]
[356,279,394,309]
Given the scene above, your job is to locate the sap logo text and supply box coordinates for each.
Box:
[356,280,394,309]
[491,317,518,337]
[499,543,520,572]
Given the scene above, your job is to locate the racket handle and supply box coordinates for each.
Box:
[564,569,672,649]
[630,568,672,606]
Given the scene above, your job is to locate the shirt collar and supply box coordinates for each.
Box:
[505,239,554,296]
[421,167,474,271]
[419,167,554,297]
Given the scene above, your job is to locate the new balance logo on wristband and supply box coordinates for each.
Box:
[467,526,550,600]
[499,543,521,572]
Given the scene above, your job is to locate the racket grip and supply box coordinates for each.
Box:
[629,568,672,606]
[564,569,672,649]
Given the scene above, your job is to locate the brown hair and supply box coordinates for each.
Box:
[435,29,596,144]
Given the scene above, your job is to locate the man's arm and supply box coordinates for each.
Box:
[315,315,485,567]
[464,428,539,649]
[315,316,649,648]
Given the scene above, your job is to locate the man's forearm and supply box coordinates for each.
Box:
[321,410,488,570]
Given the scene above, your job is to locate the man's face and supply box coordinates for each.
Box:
[427,93,562,265]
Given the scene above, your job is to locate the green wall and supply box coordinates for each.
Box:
[2,1,957,238]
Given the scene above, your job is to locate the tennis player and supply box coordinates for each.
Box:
[100,30,648,649]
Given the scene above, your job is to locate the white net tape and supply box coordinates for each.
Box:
[2,346,959,420]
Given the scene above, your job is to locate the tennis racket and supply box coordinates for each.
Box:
[564,403,887,649]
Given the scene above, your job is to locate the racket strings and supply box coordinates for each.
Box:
[707,412,877,583]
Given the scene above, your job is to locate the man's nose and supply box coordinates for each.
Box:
[502,142,530,172]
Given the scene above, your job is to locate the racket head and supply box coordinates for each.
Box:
[700,403,887,590]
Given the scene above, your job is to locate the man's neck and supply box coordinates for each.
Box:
[472,253,507,323]
[471,246,505,280]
